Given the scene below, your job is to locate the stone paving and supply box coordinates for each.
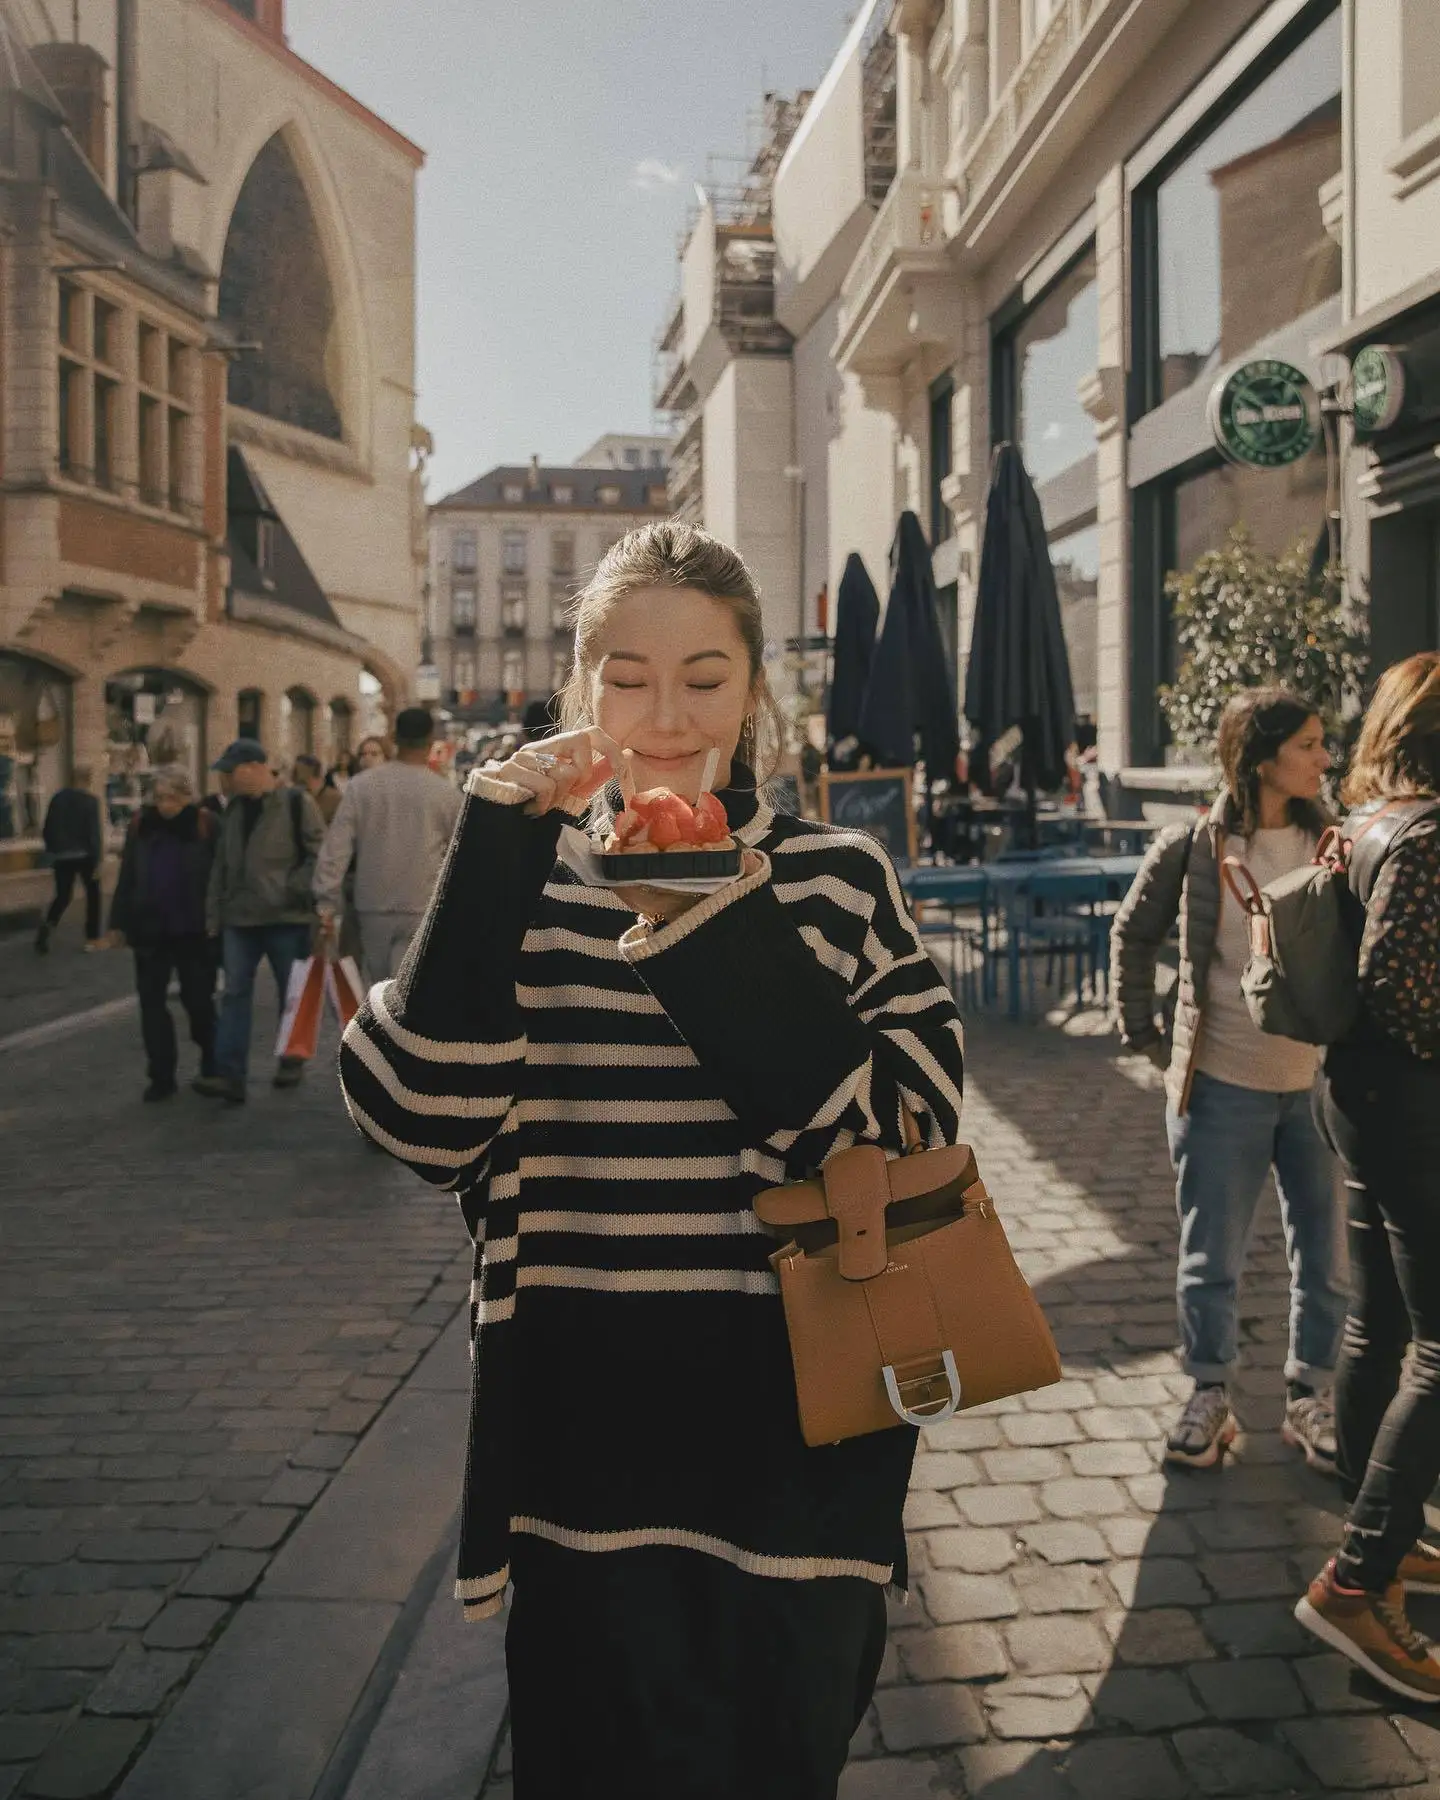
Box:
[0,939,469,1800]
[474,1009,1440,1799]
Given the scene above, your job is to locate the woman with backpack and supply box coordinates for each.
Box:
[1112,688,1346,1471]
[1294,652,1440,1702]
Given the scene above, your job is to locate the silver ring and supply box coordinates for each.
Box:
[527,750,559,772]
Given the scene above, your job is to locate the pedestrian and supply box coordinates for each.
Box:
[293,752,341,824]
[197,738,325,1105]
[1111,688,1346,1470]
[313,707,461,981]
[337,522,965,1799]
[353,735,388,772]
[199,769,231,819]
[35,766,104,953]
[1295,652,1440,1701]
[107,768,217,1102]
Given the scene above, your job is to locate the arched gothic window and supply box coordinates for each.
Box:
[218,134,343,440]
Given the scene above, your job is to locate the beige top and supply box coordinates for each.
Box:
[1190,825,1321,1094]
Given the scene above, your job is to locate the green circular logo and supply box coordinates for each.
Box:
[1207,359,1318,468]
[1351,344,1406,435]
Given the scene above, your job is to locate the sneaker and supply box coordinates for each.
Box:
[1164,1384,1237,1468]
[273,1057,305,1089]
[1295,1560,1440,1703]
[192,1074,245,1103]
[143,1080,177,1103]
[1283,1390,1338,1473]
[1400,1540,1440,1597]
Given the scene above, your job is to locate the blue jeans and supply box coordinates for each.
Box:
[1166,1070,1346,1385]
[214,923,313,1084]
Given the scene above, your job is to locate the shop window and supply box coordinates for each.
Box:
[105,670,206,825]
[452,584,477,631]
[1137,9,1341,414]
[328,697,353,760]
[282,687,316,759]
[1049,524,1100,724]
[451,529,478,573]
[237,687,264,741]
[993,248,1098,487]
[502,530,528,575]
[218,132,344,440]
[0,654,72,843]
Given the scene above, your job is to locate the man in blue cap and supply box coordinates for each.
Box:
[197,739,325,1103]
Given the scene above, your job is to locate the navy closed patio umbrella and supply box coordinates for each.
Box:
[857,512,961,786]
[826,553,880,763]
[965,444,1077,805]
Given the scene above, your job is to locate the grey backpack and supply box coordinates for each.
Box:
[1221,799,1440,1045]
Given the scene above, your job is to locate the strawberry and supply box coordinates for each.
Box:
[690,791,730,844]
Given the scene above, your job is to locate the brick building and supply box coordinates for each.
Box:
[0,0,425,878]
[428,458,669,723]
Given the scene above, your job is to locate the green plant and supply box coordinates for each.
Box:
[1159,526,1368,754]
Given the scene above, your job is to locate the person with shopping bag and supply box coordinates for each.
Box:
[337,523,966,1799]
[197,739,325,1105]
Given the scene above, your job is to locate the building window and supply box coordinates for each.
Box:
[451,529,478,573]
[502,483,525,503]
[502,530,528,575]
[550,531,575,576]
[282,687,316,759]
[993,248,1098,486]
[647,484,668,507]
[928,374,954,546]
[649,448,665,468]
[93,376,118,489]
[502,596,527,634]
[551,484,574,505]
[237,688,264,741]
[1135,8,1341,415]
[624,446,641,467]
[551,588,573,633]
[597,484,621,505]
[453,652,476,701]
[218,132,344,439]
[452,583,477,630]
[502,648,525,697]
[328,697,354,760]
[105,670,207,825]
[1049,524,1100,724]
[551,649,571,693]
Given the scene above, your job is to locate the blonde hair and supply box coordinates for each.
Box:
[557,521,785,781]
[152,767,195,799]
[1343,651,1440,806]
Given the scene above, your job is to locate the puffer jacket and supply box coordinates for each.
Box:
[206,786,324,934]
[1109,792,1327,1113]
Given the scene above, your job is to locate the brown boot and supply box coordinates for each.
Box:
[1295,1560,1440,1703]
[1399,1540,1440,1598]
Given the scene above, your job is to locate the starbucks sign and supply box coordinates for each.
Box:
[1208,359,1319,468]
[1351,344,1407,435]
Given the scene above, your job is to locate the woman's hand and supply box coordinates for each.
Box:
[491,728,625,818]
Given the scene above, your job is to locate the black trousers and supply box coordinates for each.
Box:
[133,939,217,1085]
[1321,1043,1440,1590]
[505,1537,887,1800]
[47,857,101,938]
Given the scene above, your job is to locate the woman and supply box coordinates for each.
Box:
[354,735,388,772]
[1295,652,1440,1702]
[338,523,964,1798]
[107,767,217,1101]
[1112,689,1345,1470]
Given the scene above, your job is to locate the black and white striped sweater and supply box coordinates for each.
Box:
[338,768,965,1619]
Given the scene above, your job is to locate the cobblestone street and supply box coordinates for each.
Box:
[5,925,1440,1799]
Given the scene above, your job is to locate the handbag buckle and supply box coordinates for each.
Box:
[882,1349,962,1427]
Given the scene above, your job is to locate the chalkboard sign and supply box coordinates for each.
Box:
[819,768,917,867]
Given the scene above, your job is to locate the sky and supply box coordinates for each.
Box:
[284,1,858,503]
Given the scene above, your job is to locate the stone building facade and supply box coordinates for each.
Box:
[760,0,1436,794]
[428,461,669,723]
[0,0,424,873]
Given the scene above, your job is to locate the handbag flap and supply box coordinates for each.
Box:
[821,1145,890,1281]
[754,1142,979,1240]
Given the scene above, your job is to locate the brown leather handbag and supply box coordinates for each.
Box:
[754,1120,1061,1447]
